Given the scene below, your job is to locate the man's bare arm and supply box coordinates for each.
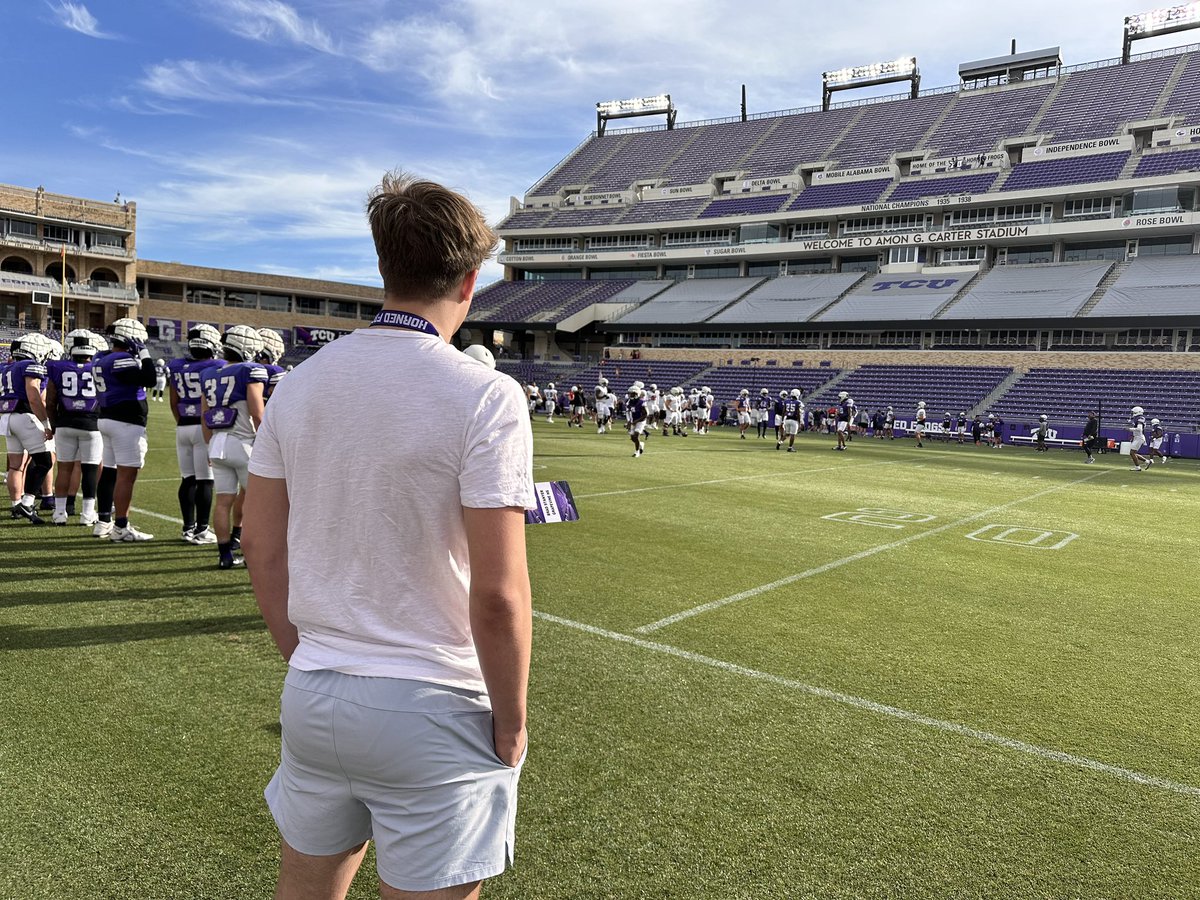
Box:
[242,474,296,661]
[464,505,532,767]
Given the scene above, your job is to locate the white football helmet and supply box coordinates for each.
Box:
[109,317,148,346]
[887,406,893,411]
[547,382,556,391]
[650,383,657,391]
[672,386,683,395]
[598,377,608,386]
[739,388,749,396]
[12,332,56,363]
[702,386,710,394]
[779,390,788,398]
[46,339,65,361]
[156,357,166,366]
[847,398,855,406]
[632,380,645,390]
[285,364,294,372]
[791,389,802,399]
[187,324,222,356]
[1131,406,1144,416]
[462,344,495,369]
[256,328,287,365]
[917,401,926,408]
[223,324,264,362]
[66,328,105,359]
[1151,417,1160,426]
[838,391,848,400]
[1039,414,1048,421]
[760,388,769,396]
[627,386,641,398]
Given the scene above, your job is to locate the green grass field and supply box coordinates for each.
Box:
[4,405,1199,899]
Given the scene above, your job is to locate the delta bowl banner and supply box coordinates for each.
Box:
[147,317,182,341]
[294,326,351,346]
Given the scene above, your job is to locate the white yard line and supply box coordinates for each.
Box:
[576,459,896,500]
[130,506,184,524]
[635,470,1109,634]
[536,610,1200,800]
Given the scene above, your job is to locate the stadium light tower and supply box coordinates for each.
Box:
[596,94,676,136]
[821,56,919,110]
[1123,2,1200,62]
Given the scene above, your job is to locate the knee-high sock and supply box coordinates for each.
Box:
[22,452,54,504]
[98,466,117,520]
[80,463,99,499]
[178,476,197,530]
[194,480,214,530]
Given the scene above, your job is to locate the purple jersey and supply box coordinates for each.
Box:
[838,399,853,422]
[783,396,803,420]
[168,356,225,425]
[201,361,268,437]
[262,364,286,400]
[2,358,48,415]
[627,397,647,423]
[93,350,153,425]
[47,359,99,430]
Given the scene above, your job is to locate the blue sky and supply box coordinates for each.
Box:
[4,0,1194,287]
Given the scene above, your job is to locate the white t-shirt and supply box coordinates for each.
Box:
[248,327,535,693]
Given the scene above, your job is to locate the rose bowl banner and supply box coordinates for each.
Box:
[147,317,182,341]
[294,325,351,346]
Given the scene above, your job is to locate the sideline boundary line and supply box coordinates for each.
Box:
[537,610,1200,800]
[635,470,1109,633]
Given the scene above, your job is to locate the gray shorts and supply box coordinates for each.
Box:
[266,668,525,892]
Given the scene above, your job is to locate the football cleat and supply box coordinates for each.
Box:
[51,510,69,526]
[110,524,154,542]
[218,555,246,570]
[12,503,44,525]
[79,512,99,526]
[190,526,217,544]
[92,520,114,538]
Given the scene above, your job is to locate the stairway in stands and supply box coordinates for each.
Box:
[1076,258,1132,316]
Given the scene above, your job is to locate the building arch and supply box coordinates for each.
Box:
[45,261,77,282]
[90,267,120,283]
[1,255,34,274]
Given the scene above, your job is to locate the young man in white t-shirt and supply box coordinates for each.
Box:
[243,172,535,900]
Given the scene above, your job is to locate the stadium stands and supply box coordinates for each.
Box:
[807,364,1013,415]
[699,194,790,219]
[827,93,953,167]
[1085,255,1200,317]
[738,107,861,179]
[1034,54,1180,143]
[495,361,586,389]
[788,178,891,210]
[612,277,765,325]
[990,367,1200,428]
[1134,147,1200,178]
[923,83,1054,157]
[682,365,843,405]
[468,280,640,325]
[940,261,1112,319]
[889,172,999,201]
[569,360,711,397]
[1162,52,1200,124]
[710,273,865,324]
[1001,151,1129,191]
[816,273,966,321]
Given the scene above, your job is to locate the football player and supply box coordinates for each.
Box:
[626,385,647,457]
[755,388,772,439]
[256,328,288,400]
[1035,414,1049,452]
[93,318,157,541]
[696,386,712,435]
[168,324,225,543]
[569,385,586,428]
[594,377,612,433]
[736,388,752,439]
[665,386,685,436]
[884,405,895,439]
[3,333,57,524]
[544,381,557,424]
[201,325,267,568]
[1147,417,1168,465]
[990,413,1004,448]
[525,382,540,418]
[913,401,927,448]
[46,329,107,525]
[774,390,788,445]
[152,357,168,402]
[942,411,953,442]
[780,389,804,452]
[1081,411,1099,463]
[1128,406,1151,470]
[834,391,852,451]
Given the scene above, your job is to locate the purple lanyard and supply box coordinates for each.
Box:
[370,310,440,337]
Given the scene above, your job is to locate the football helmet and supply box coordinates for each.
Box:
[650,383,657,391]
[627,386,641,398]
[1151,417,1161,426]
[791,389,802,399]
[108,317,148,346]
[672,386,683,395]
[1039,414,1048,421]
[462,344,495,369]
[887,406,893,411]
[547,382,556,391]
[838,391,848,400]
[11,332,56,363]
[187,324,223,356]
[46,339,65,361]
[632,380,645,390]
[847,398,855,406]
[917,401,926,408]
[223,324,264,362]
[66,329,105,359]
[987,413,994,419]
[256,328,286,365]
[739,388,749,396]
[702,386,710,394]
[779,390,788,398]
[760,388,769,396]
[598,377,608,386]
[1131,406,1144,415]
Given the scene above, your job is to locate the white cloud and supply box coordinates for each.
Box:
[208,0,337,54]
[138,59,315,106]
[49,1,115,39]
